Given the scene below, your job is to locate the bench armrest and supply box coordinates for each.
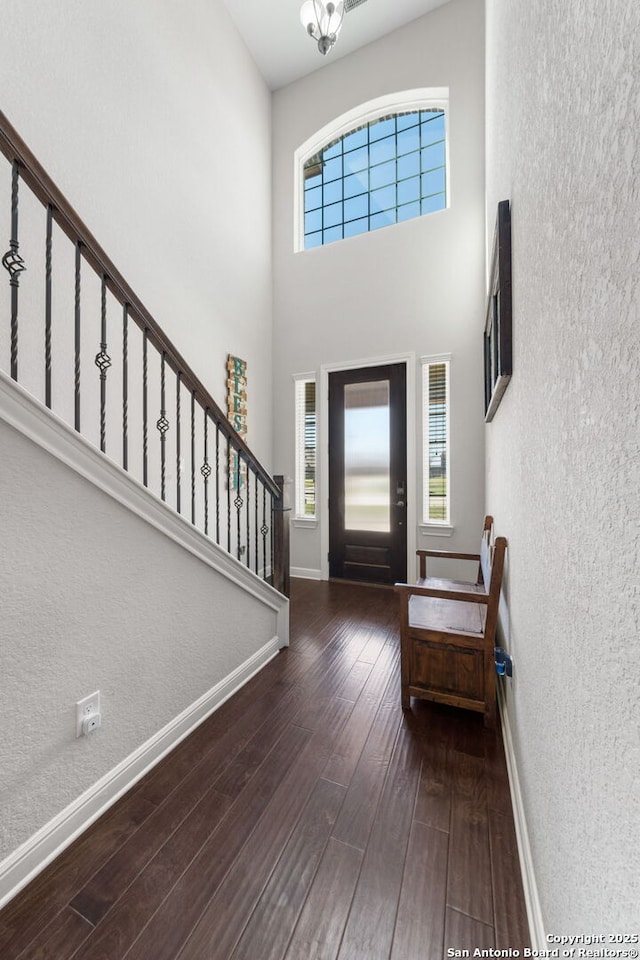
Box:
[415,548,481,580]
[416,550,481,561]
[394,583,489,605]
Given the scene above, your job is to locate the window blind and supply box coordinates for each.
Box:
[295,378,317,518]
[422,360,449,523]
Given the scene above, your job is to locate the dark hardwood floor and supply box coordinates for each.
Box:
[0,578,530,960]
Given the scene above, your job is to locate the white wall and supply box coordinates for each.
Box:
[0,414,280,876]
[485,0,640,934]
[272,0,486,578]
[0,0,273,467]
[0,0,281,898]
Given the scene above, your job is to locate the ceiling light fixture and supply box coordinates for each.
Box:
[300,1,345,56]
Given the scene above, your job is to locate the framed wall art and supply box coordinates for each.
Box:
[226,354,247,488]
[484,199,512,422]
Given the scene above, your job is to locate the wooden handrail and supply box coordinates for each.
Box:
[0,109,279,499]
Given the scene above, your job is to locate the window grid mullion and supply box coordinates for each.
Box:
[394,115,399,222]
[303,109,446,248]
[367,122,371,232]
[321,153,325,239]
[340,136,344,241]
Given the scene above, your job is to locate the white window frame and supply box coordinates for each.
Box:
[420,354,452,536]
[294,87,450,253]
[293,373,318,524]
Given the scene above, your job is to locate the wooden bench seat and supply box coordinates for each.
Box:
[394,516,507,728]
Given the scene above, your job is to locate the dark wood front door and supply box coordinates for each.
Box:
[328,363,407,584]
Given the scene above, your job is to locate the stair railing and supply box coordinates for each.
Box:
[0,110,289,595]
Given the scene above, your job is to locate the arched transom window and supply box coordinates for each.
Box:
[300,98,448,250]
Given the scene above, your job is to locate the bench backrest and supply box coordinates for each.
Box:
[483,535,507,644]
[479,515,494,587]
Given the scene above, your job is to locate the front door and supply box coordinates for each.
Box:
[328,363,407,584]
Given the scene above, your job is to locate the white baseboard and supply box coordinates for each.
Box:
[0,636,281,910]
[291,567,323,580]
[497,682,546,949]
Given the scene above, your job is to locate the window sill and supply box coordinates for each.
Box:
[420,523,454,538]
[293,518,318,529]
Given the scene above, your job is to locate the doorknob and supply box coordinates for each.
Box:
[395,500,405,508]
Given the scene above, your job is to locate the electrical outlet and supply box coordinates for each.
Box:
[76,690,101,738]
[82,713,102,736]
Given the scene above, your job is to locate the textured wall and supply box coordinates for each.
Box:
[0,0,273,468]
[0,0,278,870]
[272,0,486,576]
[0,420,276,863]
[485,0,640,932]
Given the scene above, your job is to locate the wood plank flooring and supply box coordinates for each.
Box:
[0,578,530,959]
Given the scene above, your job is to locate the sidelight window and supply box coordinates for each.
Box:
[422,357,450,525]
[294,375,317,519]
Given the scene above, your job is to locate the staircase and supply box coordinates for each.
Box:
[0,111,290,908]
[0,110,289,594]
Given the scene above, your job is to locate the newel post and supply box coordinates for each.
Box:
[272,475,291,597]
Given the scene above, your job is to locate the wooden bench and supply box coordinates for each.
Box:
[394,516,507,727]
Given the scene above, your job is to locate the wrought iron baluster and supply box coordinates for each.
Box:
[74,242,81,431]
[261,486,268,582]
[201,408,211,535]
[254,472,259,575]
[190,391,195,524]
[235,452,243,561]
[176,371,181,513]
[95,275,112,453]
[245,468,251,568]
[270,492,275,586]
[227,435,231,554]
[142,328,148,486]
[122,305,128,470]
[3,161,26,382]
[45,204,53,408]
[215,425,220,544]
[157,351,169,501]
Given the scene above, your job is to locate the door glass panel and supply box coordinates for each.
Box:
[344,380,390,532]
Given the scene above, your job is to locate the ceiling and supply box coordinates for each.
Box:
[222,0,451,91]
